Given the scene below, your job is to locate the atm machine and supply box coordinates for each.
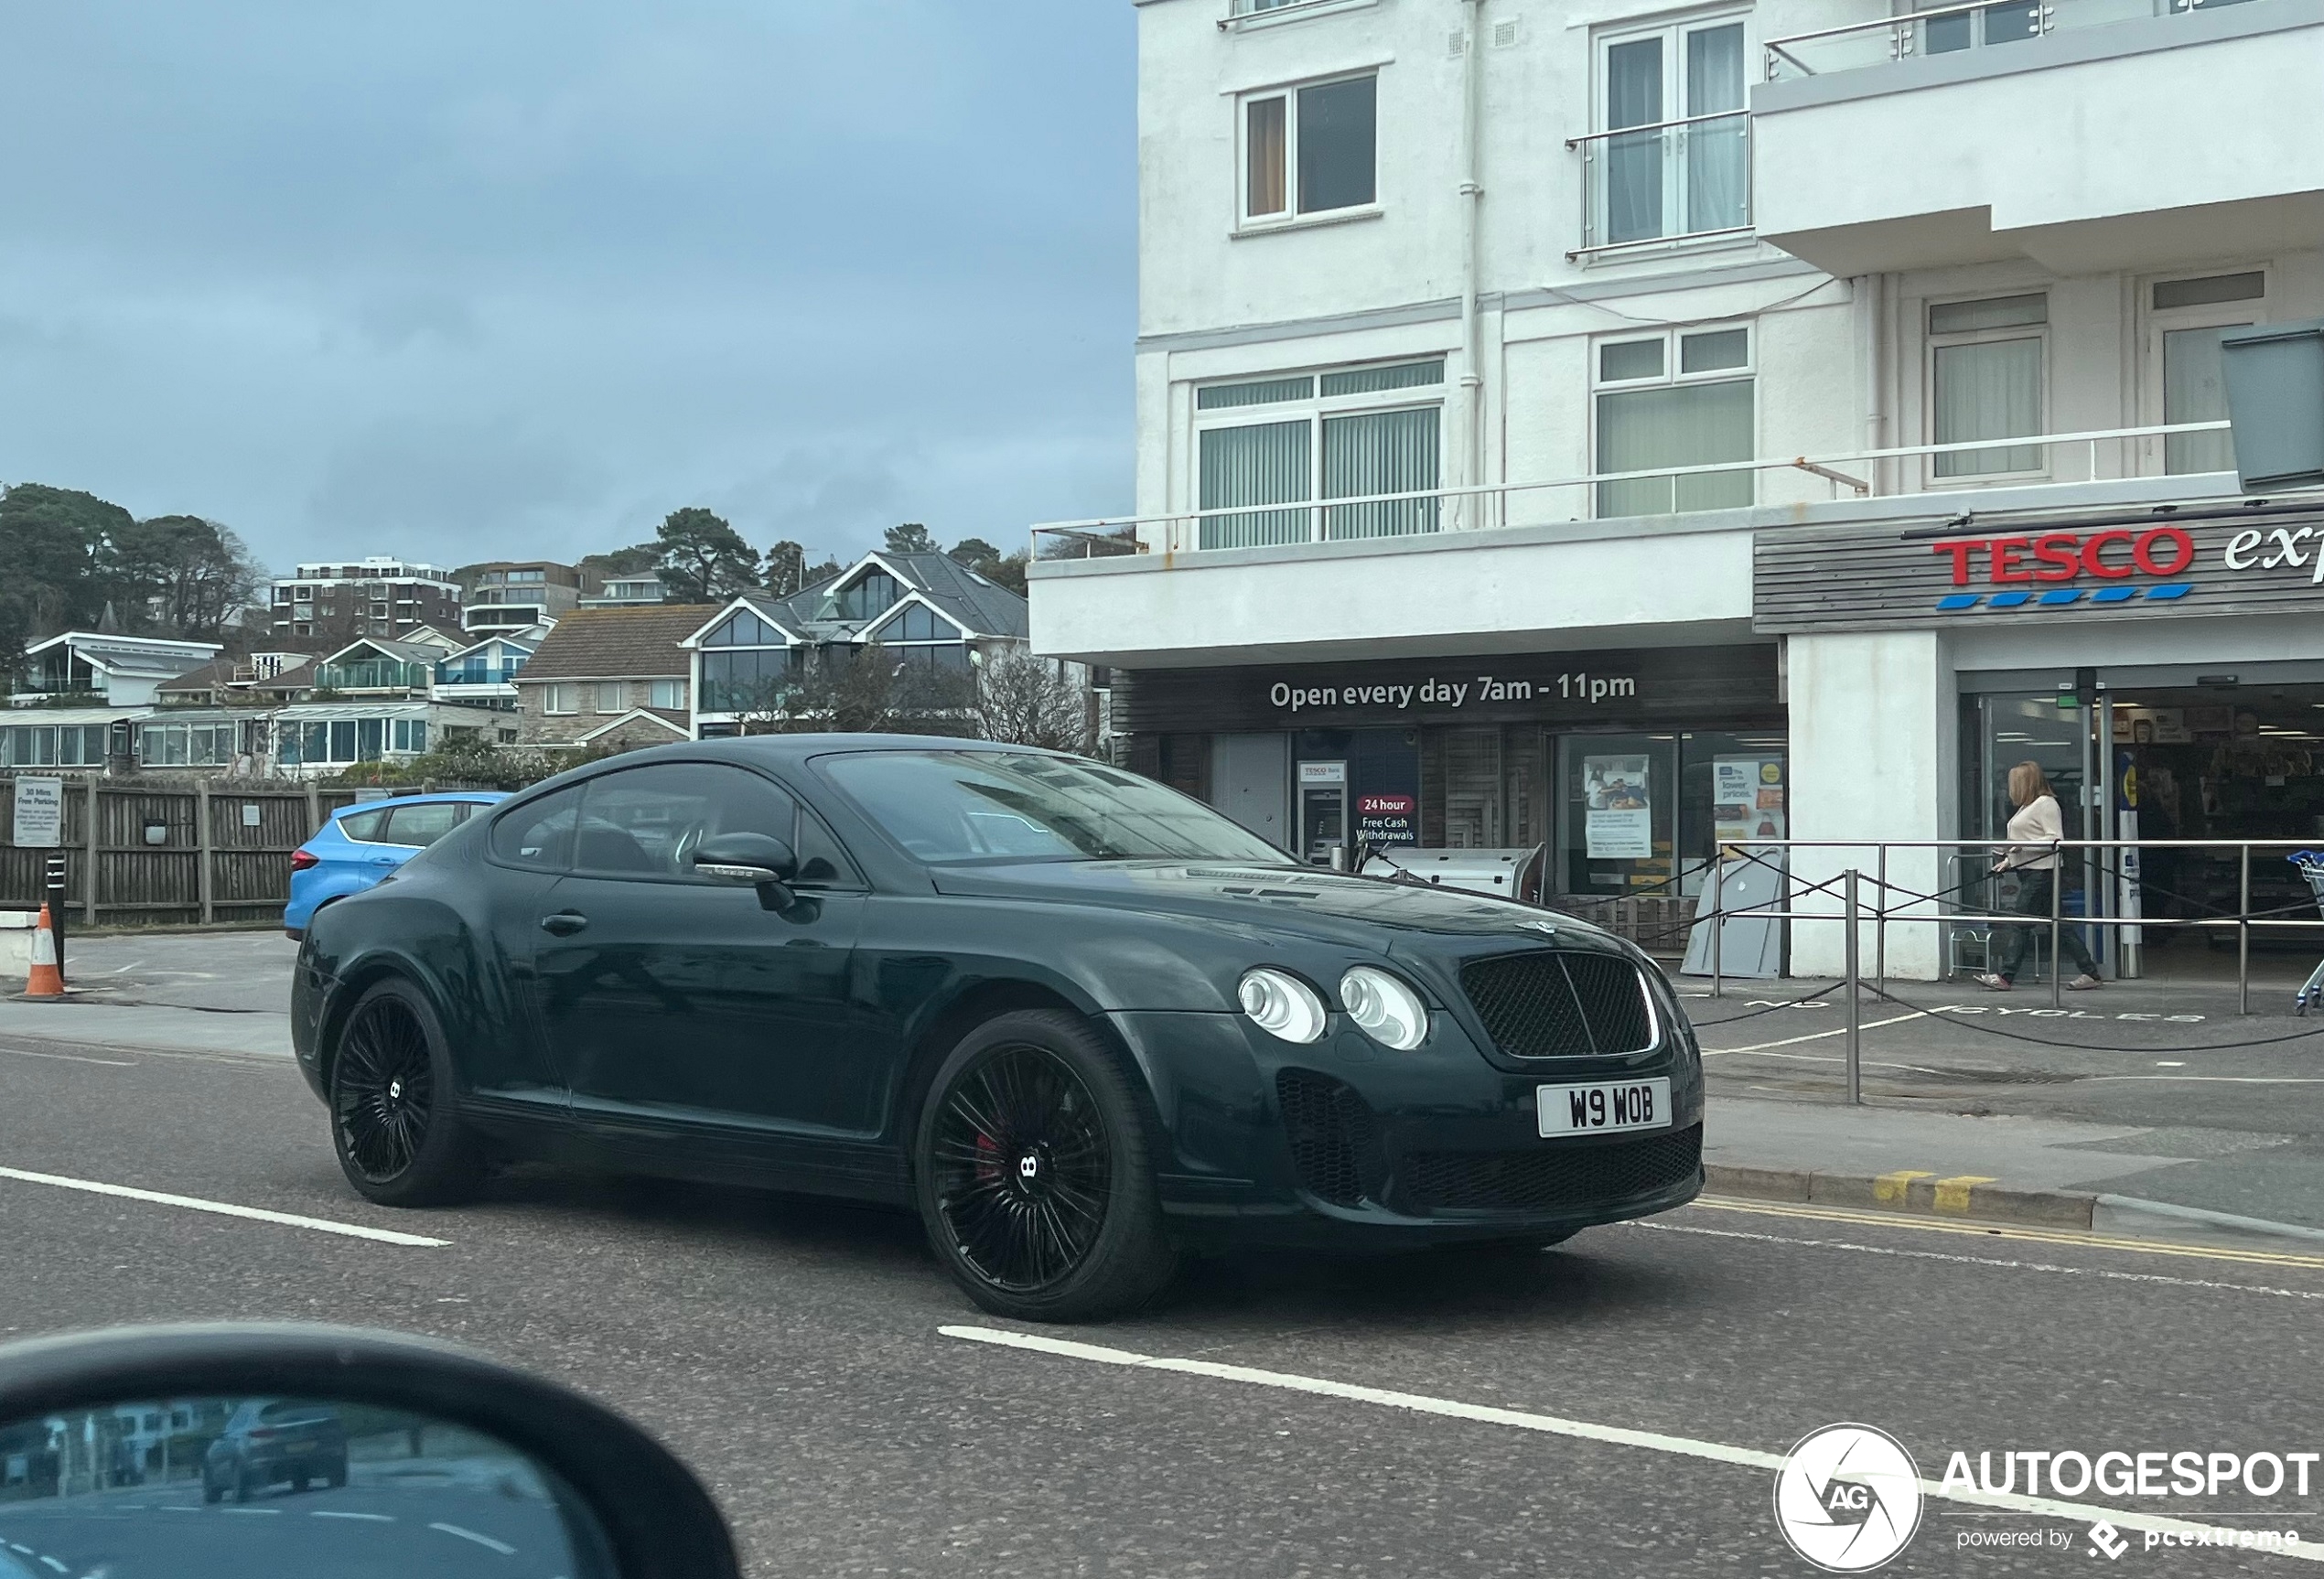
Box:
[1297,760,1349,869]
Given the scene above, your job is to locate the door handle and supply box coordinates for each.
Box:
[540,911,589,936]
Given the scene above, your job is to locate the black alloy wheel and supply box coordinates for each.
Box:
[915,1010,1178,1323]
[931,1046,1114,1293]
[328,979,484,1207]
[335,996,435,1186]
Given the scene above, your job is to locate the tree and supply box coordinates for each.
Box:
[101,515,265,640]
[945,535,1028,596]
[947,537,1002,567]
[974,648,1090,753]
[652,508,757,603]
[884,522,939,556]
[802,556,845,590]
[761,541,807,598]
[0,485,123,650]
[579,542,660,585]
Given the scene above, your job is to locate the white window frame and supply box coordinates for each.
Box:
[1189,360,1448,544]
[1587,9,1753,252]
[542,682,577,715]
[649,678,686,711]
[593,681,625,714]
[2139,268,2267,478]
[1925,292,2050,487]
[1587,323,1758,519]
[1235,70,1381,233]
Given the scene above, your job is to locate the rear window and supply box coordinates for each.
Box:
[339,809,389,843]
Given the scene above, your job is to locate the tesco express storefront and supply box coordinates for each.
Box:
[1764,501,2324,981]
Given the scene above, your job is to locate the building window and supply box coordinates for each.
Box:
[543,683,577,714]
[594,682,625,714]
[1593,326,1754,517]
[1930,294,2048,478]
[700,648,802,712]
[1241,73,1376,225]
[1195,360,1443,549]
[1587,16,1748,250]
[833,571,901,623]
[2150,271,2264,477]
[1920,0,2040,56]
[649,679,686,711]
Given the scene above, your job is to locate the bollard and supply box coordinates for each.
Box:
[44,853,68,989]
[1875,844,1888,1000]
[1845,867,1862,1107]
[2050,844,2064,1011]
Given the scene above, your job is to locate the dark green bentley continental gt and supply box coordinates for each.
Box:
[293,736,1704,1321]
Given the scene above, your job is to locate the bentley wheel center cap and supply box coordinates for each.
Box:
[388,1078,403,1101]
[1017,1153,1041,1182]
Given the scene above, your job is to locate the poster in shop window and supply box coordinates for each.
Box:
[1583,755,1652,859]
[1714,757,1786,845]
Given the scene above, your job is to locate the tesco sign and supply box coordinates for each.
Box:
[1931,527,2195,586]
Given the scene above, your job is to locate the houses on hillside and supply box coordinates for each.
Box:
[3,549,1060,778]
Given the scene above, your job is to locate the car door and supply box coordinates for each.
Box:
[530,760,876,1167]
[469,784,588,1122]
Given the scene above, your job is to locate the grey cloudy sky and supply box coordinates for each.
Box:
[0,2,1135,575]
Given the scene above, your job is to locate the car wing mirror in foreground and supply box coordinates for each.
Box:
[0,1323,741,1579]
[689,832,800,908]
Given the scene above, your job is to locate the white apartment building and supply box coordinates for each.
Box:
[1030,0,2324,979]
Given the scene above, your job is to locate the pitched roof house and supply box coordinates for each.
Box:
[513,604,720,751]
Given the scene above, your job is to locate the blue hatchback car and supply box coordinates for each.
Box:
[285,791,507,939]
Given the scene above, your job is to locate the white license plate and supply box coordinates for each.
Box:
[1536,1078,1672,1138]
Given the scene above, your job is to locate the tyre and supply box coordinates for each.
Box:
[914,1009,1178,1323]
[234,1469,254,1504]
[329,978,485,1208]
[291,1475,309,1494]
[327,1463,347,1489]
[202,1477,223,1506]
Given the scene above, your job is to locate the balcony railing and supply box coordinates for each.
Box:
[315,660,431,692]
[1029,419,2250,559]
[1765,0,2267,82]
[1567,110,1751,258]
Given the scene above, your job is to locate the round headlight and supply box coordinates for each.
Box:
[1340,966,1429,1051]
[1237,968,1328,1044]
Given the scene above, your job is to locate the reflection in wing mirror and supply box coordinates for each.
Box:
[0,1323,741,1579]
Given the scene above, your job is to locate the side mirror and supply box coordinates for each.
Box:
[0,1323,741,1579]
[689,832,798,886]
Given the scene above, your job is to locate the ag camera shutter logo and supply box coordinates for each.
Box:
[1774,1423,1924,1572]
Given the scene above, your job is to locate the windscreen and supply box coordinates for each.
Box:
[820,750,1290,865]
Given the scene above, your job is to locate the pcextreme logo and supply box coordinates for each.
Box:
[1773,1423,1925,1572]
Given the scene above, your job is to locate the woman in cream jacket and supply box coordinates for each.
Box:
[1976,761,2102,992]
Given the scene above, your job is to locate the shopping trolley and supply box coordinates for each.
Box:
[2293,853,2324,1015]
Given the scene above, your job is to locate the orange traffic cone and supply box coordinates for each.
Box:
[24,903,64,999]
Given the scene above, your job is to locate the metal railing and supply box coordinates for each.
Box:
[1689,834,2324,1103]
[1566,110,1751,259]
[1765,0,2265,82]
[1028,419,2242,560]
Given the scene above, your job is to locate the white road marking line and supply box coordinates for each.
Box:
[8,1048,137,1067]
[159,1505,201,1512]
[941,1325,2324,1560]
[0,1166,448,1247]
[312,1510,394,1522]
[1700,1012,1920,1055]
[220,1507,281,1515]
[8,1542,32,1554]
[1629,1219,2324,1301]
[430,1521,517,1554]
[39,1557,67,1573]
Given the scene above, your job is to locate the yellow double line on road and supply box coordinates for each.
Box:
[1691,1194,2324,1272]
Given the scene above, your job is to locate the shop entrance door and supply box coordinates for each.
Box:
[1211,732,1291,850]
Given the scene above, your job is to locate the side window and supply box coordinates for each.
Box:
[573,763,800,882]
[795,807,863,889]
[490,785,585,871]
[339,809,389,843]
[382,801,462,848]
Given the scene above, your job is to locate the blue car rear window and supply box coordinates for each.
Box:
[339,809,389,843]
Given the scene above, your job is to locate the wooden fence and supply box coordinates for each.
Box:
[1,775,375,927]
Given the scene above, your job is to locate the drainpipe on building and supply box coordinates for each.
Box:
[1459,0,1486,526]
[1856,272,1885,496]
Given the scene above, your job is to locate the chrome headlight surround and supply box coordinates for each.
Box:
[1237,968,1329,1044]
[1338,966,1429,1051]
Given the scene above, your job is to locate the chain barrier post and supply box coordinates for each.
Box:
[1876,843,1888,998]
[2050,842,2064,1011]
[1710,852,1724,1000]
[1845,867,1862,1106]
[44,852,68,988]
[2239,843,2253,1016]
